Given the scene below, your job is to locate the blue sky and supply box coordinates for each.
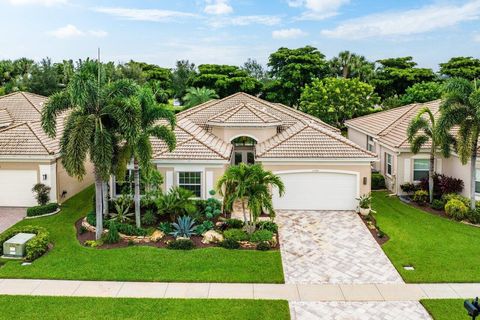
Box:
[0,0,479,70]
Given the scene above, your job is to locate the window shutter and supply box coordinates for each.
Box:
[166,171,173,191]
[404,159,411,182]
[206,171,213,196]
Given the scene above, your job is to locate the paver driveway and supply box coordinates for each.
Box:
[276,210,403,285]
[0,207,25,233]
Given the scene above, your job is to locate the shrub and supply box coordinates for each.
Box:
[257,221,278,233]
[413,190,429,205]
[203,197,222,219]
[105,221,120,244]
[466,208,480,224]
[250,230,274,243]
[115,223,148,236]
[32,183,51,206]
[27,203,58,217]
[0,226,50,261]
[256,241,271,251]
[167,239,195,250]
[170,216,197,238]
[196,220,214,235]
[225,219,244,229]
[371,173,386,190]
[79,226,87,234]
[84,240,103,248]
[442,193,470,207]
[420,173,464,195]
[141,210,157,227]
[158,222,173,234]
[445,199,468,220]
[223,228,249,242]
[430,199,445,211]
[219,239,240,249]
[356,194,371,209]
[86,211,108,228]
[400,183,419,194]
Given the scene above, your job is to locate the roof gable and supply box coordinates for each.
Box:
[207,102,282,126]
[0,91,46,124]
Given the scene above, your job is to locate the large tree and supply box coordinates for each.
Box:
[299,77,379,129]
[264,46,329,107]
[438,78,480,210]
[440,57,480,81]
[41,60,141,239]
[400,81,443,105]
[241,58,269,83]
[27,58,63,96]
[329,51,374,82]
[172,60,196,100]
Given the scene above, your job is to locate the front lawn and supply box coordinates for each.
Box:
[0,187,284,283]
[372,191,480,283]
[421,299,466,320]
[0,295,290,320]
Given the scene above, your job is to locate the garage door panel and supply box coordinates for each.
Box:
[0,170,37,207]
[273,171,358,210]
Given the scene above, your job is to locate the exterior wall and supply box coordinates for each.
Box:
[211,126,277,143]
[395,152,443,195]
[56,158,94,203]
[442,155,473,198]
[347,127,380,171]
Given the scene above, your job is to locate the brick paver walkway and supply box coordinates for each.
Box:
[0,207,25,232]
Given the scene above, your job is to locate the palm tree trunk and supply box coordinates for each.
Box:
[470,149,478,211]
[429,153,435,204]
[102,181,108,218]
[94,171,103,240]
[134,160,141,228]
[241,199,247,223]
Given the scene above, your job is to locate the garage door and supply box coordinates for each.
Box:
[0,170,37,207]
[272,171,358,210]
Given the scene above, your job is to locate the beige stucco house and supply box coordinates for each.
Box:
[345,100,477,199]
[111,92,375,211]
[0,92,94,207]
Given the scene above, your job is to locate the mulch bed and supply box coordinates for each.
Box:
[358,213,390,246]
[404,198,449,219]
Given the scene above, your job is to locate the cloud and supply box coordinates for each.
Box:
[322,1,480,40]
[49,24,108,39]
[204,0,233,15]
[288,0,350,20]
[6,0,66,5]
[272,28,307,39]
[93,7,197,22]
[209,15,281,27]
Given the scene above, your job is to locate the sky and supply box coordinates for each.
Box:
[0,0,479,70]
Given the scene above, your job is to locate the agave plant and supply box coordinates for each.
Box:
[110,196,135,223]
[170,216,197,238]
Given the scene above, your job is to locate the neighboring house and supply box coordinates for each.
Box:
[0,92,94,207]
[112,92,375,211]
[345,100,476,199]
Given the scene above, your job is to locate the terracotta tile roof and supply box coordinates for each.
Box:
[0,109,13,127]
[0,91,46,124]
[207,102,282,126]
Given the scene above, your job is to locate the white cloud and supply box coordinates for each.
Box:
[6,0,66,5]
[93,7,197,22]
[288,0,350,20]
[204,0,233,15]
[272,28,307,39]
[209,15,281,27]
[322,1,480,40]
[49,24,108,39]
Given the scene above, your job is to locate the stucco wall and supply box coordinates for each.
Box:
[442,155,473,198]
[347,127,380,171]
[210,126,277,143]
[56,158,94,203]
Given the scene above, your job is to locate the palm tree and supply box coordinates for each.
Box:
[182,87,218,109]
[41,60,141,239]
[407,107,441,203]
[217,164,250,223]
[117,86,176,228]
[438,78,480,210]
[330,51,374,82]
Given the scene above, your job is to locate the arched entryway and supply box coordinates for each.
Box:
[231,136,256,165]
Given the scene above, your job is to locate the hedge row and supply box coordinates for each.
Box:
[0,226,50,261]
[26,203,59,217]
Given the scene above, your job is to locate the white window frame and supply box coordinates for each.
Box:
[385,153,393,177]
[413,159,430,182]
[177,171,203,198]
[367,136,375,152]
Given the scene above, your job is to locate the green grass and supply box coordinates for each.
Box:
[421,299,467,320]
[0,187,284,283]
[372,191,480,283]
[0,295,290,320]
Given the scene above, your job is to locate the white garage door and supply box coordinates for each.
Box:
[0,170,38,207]
[273,171,358,210]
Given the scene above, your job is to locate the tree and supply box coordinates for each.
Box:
[264,46,329,107]
[117,86,176,228]
[241,58,268,82]
[329,51,374,82]
[183,87,218,109]
[299,77,379,129]
[440,57,480,81]
[400,82,442,105]
[407,107,441,203]
[172,60,196,100]
[41,60,141,239]
[437,78,480,210]
[27,58,62,96]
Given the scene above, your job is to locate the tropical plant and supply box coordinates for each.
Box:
[141,210,157,226]
[250,230,273,243]
[407,107,442,203]
[329,51,374,81]
[413,190,429,205]
[31,183,51,206]
[105,221,120,244]
[110,196,134,223]
[445,199,468,220]
[158,222,173,234]
[170,216,197,238]
[196,220,214,235]
[437,78,480,209]
[117,85,176,228]
[356,194,371,209]
[156,187,197,221]
[41,60,141,239]
[223,228,249,242]
[219,239,240,249]
[182,87,218,109]
[256,241,271,251]
[167,238,195,250]
[257,221,278,233]
[400,82,442,105]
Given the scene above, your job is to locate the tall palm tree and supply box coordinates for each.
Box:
[117,86,176,228]
[330,51,374,82]
[438,78,480,210]
[217,164,250,223]
[41,60,141,239]
[182,87,218,109]
[407,107,441,203]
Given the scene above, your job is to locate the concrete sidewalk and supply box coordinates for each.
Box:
[0,279,479,301]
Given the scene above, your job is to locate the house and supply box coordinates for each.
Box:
[345,100,476,199]
[112,92,376,211]
[0,92,94,207]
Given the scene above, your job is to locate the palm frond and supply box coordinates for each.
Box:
[148,125,176,152]
[41,90,71,138]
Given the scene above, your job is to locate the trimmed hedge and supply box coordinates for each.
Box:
[27,203,59,217]
[371,173,386,190]
[0,226,50,261]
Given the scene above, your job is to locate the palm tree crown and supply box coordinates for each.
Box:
[182,87,218,109]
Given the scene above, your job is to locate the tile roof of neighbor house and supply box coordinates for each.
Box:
[154,92,374,161]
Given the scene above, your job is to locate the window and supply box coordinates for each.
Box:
[115,170,145,196]
[178,172,202,197]
[367,136,375,152]
[413,159,430,181]
[476,169,480,194]
[386,153,393,176]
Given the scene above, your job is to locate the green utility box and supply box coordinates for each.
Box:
[2,233,35,259]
